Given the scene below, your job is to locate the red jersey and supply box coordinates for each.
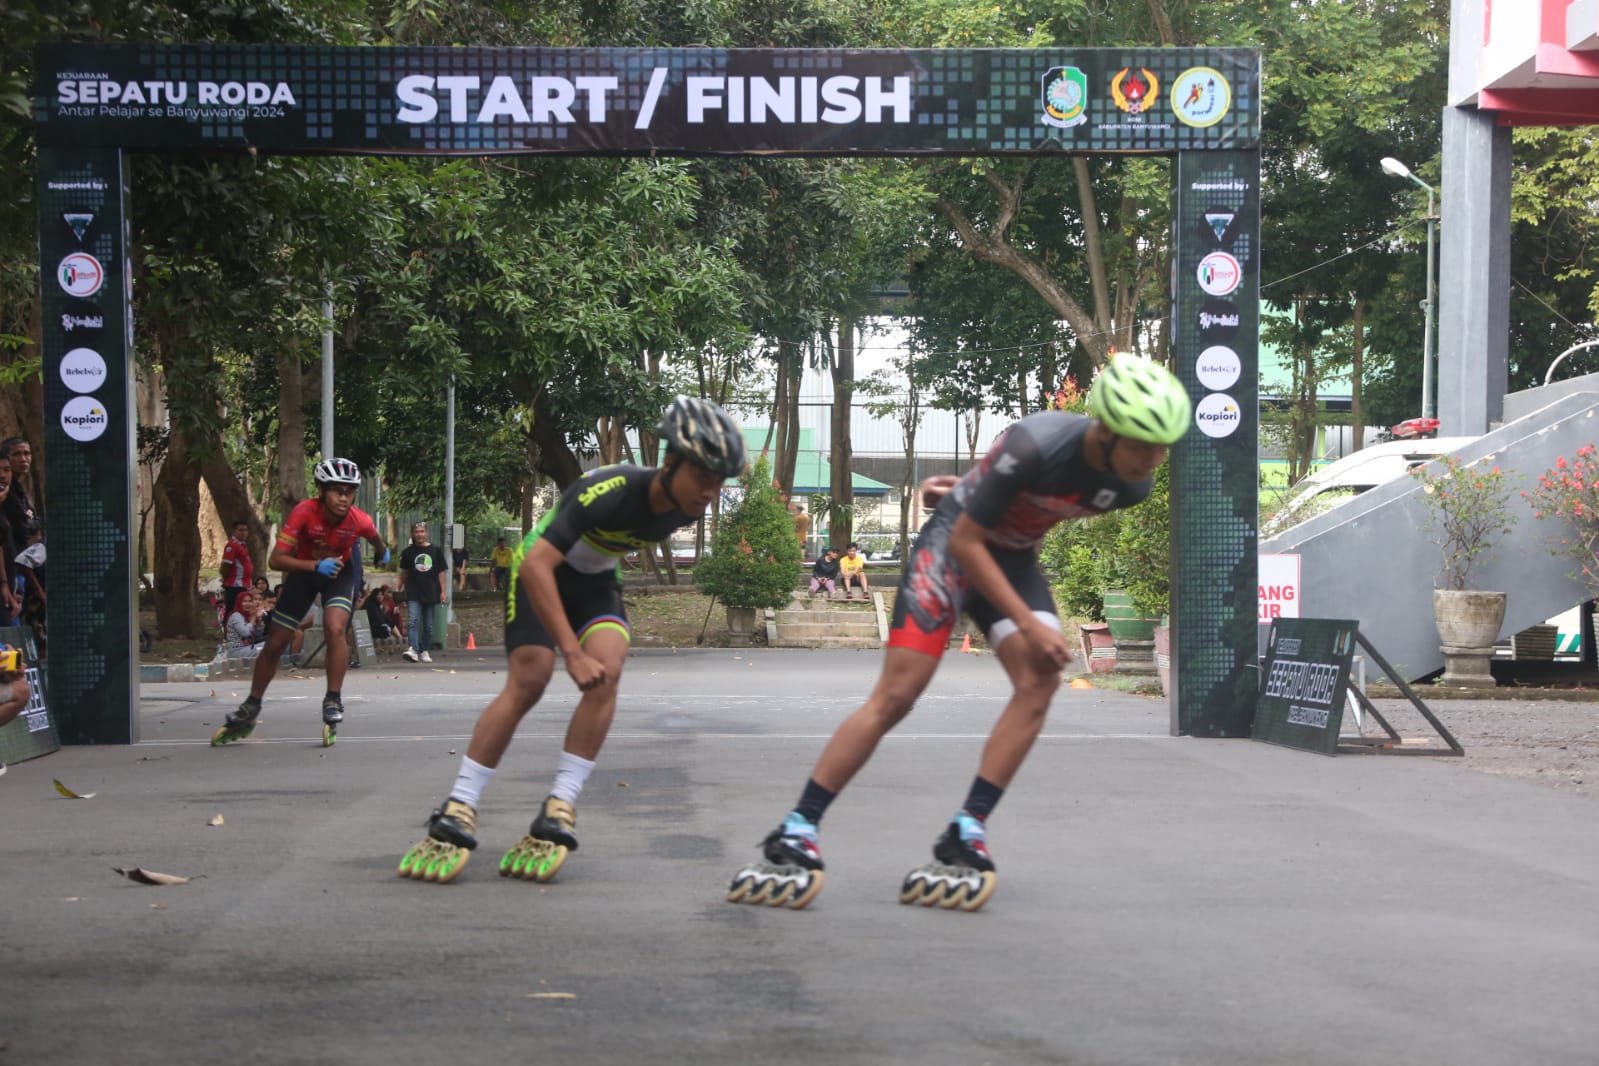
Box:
[276,499,378,563]
[220,536,253,589]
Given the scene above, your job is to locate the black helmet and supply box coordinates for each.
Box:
[658,398,745,478]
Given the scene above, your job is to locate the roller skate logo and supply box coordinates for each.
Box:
[899,814,997,912]
[500,795,577,882]
[398,798,478,884]
[727,814,826,910]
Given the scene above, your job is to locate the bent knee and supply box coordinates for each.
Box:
[1014,669,1062,706]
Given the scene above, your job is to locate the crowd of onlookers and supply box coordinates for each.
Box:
[0,437,46,654]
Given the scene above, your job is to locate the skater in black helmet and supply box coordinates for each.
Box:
[212,458,389,748]
[729,356,1191,911]
[400,398,746,884]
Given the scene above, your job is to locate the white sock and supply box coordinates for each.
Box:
[449,756,495,809]
[550,751,596,804]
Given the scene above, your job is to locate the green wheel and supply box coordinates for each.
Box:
[321,723,336,747]
[398,844,427,878]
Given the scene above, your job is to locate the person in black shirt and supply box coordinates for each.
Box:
[809,547,840,599]
[398,523,447,663]
[400,398,746,885]
[732,356,1192,911]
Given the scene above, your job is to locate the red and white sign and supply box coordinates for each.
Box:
[1259,553,1300,622]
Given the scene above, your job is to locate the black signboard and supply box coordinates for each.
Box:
[1252,618,1359,756]
[34,45,1258,157]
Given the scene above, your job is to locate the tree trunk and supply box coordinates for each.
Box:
[1351,296,1366,452]
[153,425,206,638]
[830,318,856,548]
[768,353,788,477]
[276,346,308,521]
[199,437,272,571]
[529,389,583,488]
[778,357,801,494]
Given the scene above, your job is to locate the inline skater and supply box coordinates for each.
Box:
[212,458,388,747]
[729,355,1191,911]
[399,398,745,884]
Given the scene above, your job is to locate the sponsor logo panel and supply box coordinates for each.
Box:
[1195,346,1241,391]
[60,348,108,394]
[1196,251,1242,297]
[1171,67,1232,128]
[58,252,104,298]
[1040,67,1088,129]
[1194,392,1241,439]
[60,395,109,442]
[1109,68,1159,114]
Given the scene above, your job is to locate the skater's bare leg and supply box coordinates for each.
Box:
[974,628,1064,787]
[247,624,297,700]
[809,647,941,791]
[560,628,630,761]
[465,644,556,768]
[323,607,352,694]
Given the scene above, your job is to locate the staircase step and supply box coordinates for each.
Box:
[775,609,879,624]
[770,635,882,649]
[774,621,880,640]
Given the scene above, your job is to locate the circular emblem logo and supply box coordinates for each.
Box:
[1195,346,1241,391]
[58,252,105,298]
[60,395,109,442]
[414,554,434,573]
[1197,251,1242,297]
[60,347,107,394]
[1194,392,1242,439]
[1171,67,1232,129]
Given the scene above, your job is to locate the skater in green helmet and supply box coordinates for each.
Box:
[399,398,746,884]
[729,355,1190,911]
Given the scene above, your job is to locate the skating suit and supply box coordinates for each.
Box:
[270,500,379,626]
[888,411,1151,658]
[505,465,695,651]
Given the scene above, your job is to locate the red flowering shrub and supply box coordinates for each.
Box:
[1522,444,1599,595]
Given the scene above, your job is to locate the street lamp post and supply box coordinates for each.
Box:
[1381,156,1438,421]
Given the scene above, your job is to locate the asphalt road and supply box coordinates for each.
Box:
[5,649,1597,1065]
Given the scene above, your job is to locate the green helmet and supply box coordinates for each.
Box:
[1087,356,1191,444]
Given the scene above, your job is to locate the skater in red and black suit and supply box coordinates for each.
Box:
[730,356,1191,911]
[211,458,388,746]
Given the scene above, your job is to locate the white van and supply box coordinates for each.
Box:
[1262,437,1479,538]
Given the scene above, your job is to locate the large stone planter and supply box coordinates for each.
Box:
[1104,590,1159,675]
[1433,589,1507,688]
[725,606,758,647]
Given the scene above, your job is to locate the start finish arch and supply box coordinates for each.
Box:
[32,44,1260,744]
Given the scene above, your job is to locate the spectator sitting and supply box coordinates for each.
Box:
[838,542,869,601]
[379,585,407,641]
[260,590,310,664]
[490,537,512,592]
[363,582,394,639]
[453,544,469,592]
[14,521,45,645]
[810,547,840,600]
[224,590,268,658]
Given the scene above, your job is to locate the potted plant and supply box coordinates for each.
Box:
[1410,454,1518,686]
[694,457,803,645]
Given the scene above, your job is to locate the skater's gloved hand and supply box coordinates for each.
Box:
[565,648,608,692]
[377,548,391,566]
[919,474,959,510]
[1021,617,1072,671]
[314,557,341,578]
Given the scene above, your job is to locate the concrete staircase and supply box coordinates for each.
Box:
[769,595,884,649]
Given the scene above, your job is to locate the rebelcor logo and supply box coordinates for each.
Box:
[1195,345,1241,391]
[59,347,107,394]
[1109,68,1159,115]
[58,252,105,298]
[60,395,109,442]
[1171,67,1231,128]
[1196,251,1242,297]
[1041,67,1088,129]
[1194,393,1242,439]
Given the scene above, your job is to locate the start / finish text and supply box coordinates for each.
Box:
[394,71,914,127]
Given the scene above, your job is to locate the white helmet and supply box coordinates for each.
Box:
[313,457,361,487]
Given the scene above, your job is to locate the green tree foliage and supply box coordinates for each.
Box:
[694,456,803,608]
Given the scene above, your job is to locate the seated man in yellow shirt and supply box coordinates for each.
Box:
[838,542,869,601]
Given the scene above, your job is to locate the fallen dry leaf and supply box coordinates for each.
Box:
[207,814,225,827]
[113,866,192,886]
[52,778,96,799]
[526,992,576,1000]
[149,902,167,910]
[617,781,629,789]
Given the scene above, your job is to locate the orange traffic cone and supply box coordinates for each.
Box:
[465,631,477,651]
[960,632,972,654]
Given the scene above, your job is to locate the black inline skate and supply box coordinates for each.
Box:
[320,694,343,747]
[899,811,998,912]
[397,798,479,883]
[210,696,262,746]
[726,812,826,909]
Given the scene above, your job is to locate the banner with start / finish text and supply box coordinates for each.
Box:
[34,45,1258,157]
